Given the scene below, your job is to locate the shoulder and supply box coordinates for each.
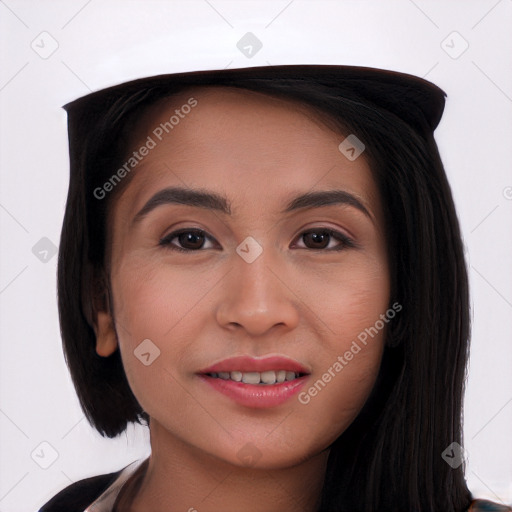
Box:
[38,469,123,512]
[469,499,512,511]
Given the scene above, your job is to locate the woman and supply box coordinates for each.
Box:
[39,65,511,511]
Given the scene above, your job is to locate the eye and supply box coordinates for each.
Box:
[159,227,355,253]
[159,229,217,252]
[293,228,355,251]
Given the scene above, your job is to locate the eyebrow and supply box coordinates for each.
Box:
[132,186,373,224]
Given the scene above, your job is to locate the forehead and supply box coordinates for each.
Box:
[114,85,379,219]
[129,85,343,152]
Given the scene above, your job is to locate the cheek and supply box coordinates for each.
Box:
[110,253,218,342]
[293,329,386,454]
[290,256,389,441]
[108,256,205,390]
[301,250,390,340]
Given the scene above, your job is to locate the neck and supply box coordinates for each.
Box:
[119,421,330,512]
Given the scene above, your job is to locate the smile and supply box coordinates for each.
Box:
[198,355,310,408]
[206,370,303,385]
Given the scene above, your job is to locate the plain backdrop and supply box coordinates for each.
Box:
[0,1,511,510]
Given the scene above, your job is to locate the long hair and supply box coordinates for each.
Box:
[58,65,472,511]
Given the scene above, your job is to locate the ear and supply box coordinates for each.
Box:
[91,276,118,357]
[93,310,118,357]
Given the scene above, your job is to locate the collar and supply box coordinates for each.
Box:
[84,458,147,511]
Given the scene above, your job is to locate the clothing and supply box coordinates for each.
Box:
[38,459,145,512]
[38,458,512,511]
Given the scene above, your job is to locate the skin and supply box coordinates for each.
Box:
[93,87,390,512]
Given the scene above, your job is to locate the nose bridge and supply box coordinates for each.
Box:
[215,238,300,334]
[233,238,281,308]
[236,241,277,297]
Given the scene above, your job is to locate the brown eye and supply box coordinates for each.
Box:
[159,227,355,253]
[296,229,354,251]
[159,229,216,252]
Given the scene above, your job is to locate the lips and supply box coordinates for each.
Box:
[197,355,310,408]
[199,355,310,375]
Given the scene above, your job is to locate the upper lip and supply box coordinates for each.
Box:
[199,355,311,375]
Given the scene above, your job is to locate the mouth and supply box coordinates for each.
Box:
[205,370,306,385]
[197,355,310,408]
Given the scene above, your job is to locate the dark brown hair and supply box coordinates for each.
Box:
[58,65,472,511]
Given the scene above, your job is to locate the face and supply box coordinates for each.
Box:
[95,86,390,470]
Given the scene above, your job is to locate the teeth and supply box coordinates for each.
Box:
[230,371,243,382]
[208,370,301,384]
[242,372,261,384]
[285,371,295,381]
[260,370,276,384]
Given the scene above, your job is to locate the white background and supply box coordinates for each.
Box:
[0,1,511,510]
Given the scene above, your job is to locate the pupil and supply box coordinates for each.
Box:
[306,232,328,248]
[181,231,203,248]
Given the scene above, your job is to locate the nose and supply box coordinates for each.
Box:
[215,248,300,336]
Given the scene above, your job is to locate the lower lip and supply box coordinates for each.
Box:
[198,374,308,408]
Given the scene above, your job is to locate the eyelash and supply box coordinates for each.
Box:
[158,227,356,253]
